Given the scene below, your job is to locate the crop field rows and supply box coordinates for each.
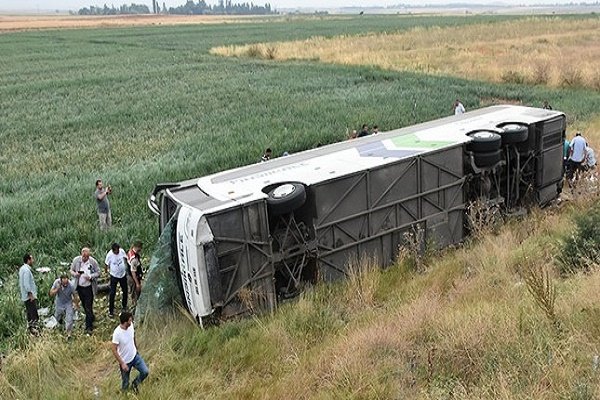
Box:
[1,13,600,399]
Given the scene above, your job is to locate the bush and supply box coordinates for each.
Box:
[501,70,526,85]
[559,65,583,88]
[559,205,600,274]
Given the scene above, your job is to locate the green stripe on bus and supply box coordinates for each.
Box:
[391,133,455,149]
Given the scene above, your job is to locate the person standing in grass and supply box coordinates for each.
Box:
[49,274,76,339]
[566,132,588,186]
[260,148,272,162]
[127,241,143,308]
[106,243,128,317]
[111,311,149,393]
[18,254,39,335]
[95,179,112,230]
[357,124,370,138]
[70,247,100,334]
[453,99,466,115]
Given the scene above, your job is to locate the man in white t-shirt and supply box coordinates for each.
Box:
[566,132,588,185]
[111,311,149,393]
[453,99,465,115]
[105,243,128,317]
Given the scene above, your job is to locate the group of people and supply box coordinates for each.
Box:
[564,131,597,187]
[16,178,149,392]
[348,124,380,140]
[19,241,144,335]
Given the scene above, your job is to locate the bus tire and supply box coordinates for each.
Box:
[267,183,306,216]
[467,131,502,153]
[500,124,529,145]
[474,149,502,167]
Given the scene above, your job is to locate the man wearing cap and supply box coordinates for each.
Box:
[49,274,77,338]
[106,243,128,317]
[70,248,101,334]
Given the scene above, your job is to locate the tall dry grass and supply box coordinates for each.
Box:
[211,17,600,90]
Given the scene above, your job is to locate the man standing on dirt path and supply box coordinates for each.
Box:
[19,254,39,335]
[106,243,128,318]
[49,274,77,339]
[453,99,465,115]
[70,247,101,334]
[111,311,149,393]
[95,179,112,230]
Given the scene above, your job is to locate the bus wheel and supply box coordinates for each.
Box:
[467,131,502,152]
[500,124,528,145]
[474,149,502,168]
[267,183,307,215]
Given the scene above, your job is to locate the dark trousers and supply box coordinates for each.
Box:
[24,299,39,332]
[109,275,128,315]
[77,285,95,331]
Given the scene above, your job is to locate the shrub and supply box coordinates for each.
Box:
[245,44,264,58]
[559,204,600,274]
[559,65,583,88]
[531,62,550,85]
[265,46,277,60]
[501,70,526,85]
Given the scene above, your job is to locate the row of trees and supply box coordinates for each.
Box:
[168,0,274,15]
[78,3,150,15]
[78,1,275,16]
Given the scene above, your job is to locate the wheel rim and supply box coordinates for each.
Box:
[272,184,296,199]
[473,132,496,139]
[502,124,524,132]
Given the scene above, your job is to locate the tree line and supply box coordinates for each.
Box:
[168,0,274,15]
[78,1,275,15]
[78,3,151,15]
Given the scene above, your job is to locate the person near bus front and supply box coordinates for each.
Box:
[19,253,39,335]
[70,247,100,334]
[106,243,129,317]
[566,131,588,186]
[127,241,144,308]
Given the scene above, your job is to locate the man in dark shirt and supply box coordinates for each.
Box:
[357,124,370,138]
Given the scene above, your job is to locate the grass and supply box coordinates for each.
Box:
[1,13,600,399]
[4,194,600,399]
[211,15,600,90]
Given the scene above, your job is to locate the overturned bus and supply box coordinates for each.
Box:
[148,105,565,325]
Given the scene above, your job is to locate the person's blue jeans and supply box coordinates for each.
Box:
[120,353,149,391]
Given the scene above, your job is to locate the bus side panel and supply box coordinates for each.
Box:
[313,146,466,282]
[205,200,276,316]
[534,116,566,205]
